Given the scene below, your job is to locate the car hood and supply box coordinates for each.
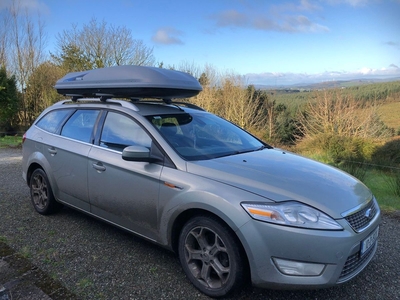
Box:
[186,149,372,219]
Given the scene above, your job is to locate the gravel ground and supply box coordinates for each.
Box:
[0,147,399,300]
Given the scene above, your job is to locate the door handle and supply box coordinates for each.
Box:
[48,147,57,156]
[92,162,106,172]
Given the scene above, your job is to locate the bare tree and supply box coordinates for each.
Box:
[53,18,155,71]
[190,66,269,137]
[0,8,11,68]
[297,89,392,139]
[2,0,47,126]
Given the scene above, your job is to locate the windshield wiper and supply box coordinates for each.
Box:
[256,145,270,151]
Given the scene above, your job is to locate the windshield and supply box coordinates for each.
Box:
[147,112,268,161]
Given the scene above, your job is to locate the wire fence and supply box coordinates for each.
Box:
[340,160,400,172]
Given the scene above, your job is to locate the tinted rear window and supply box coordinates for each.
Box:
[36,109,74,133]
[61,110,100,143]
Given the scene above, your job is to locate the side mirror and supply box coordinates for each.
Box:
[122,146,154,162]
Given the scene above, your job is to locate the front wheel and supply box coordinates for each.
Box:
[29,168,63,215]
[178,215,245,298]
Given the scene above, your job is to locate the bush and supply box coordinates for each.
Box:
[371,137,400,168]
[296,134,378,164]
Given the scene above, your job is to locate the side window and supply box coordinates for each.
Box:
[100,112,152,151]
[61,110,100,143]
[36,109,73,134]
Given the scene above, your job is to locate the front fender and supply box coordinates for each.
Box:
[157,173,266,248]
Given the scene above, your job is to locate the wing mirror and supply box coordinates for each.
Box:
[122,146,155,162]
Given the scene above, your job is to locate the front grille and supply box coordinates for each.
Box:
[338,241,377,282]
[344,199,378,232]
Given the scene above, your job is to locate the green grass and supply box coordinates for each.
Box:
[0,135,22,148]
[378,101,400,130]
[297,152,400,211]
[364,170,400,211]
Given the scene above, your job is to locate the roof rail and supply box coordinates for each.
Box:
[136,99,205,111]
[54,97,140,111]
[53,96,205,112]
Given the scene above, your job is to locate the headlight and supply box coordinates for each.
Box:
[241,201,343,230]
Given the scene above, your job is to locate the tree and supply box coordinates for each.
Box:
[215,77,268,133]
[52,18,155,71]
[273,104,300,145]
[1,0,47,127]
[0,67,19,131]
[297,90,392,139]
[51,43,93,72]
[24,62,65,123]
[198,72,209,87]
[0,7,11,69]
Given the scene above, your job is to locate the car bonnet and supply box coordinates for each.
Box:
[186,148,372,219]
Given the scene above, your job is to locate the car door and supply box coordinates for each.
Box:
[56,109,101,210]
[36,109,99,211]
[87,111,163,240]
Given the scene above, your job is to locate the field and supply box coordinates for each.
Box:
[378,100,400,130]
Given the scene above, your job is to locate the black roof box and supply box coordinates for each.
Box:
[55,65,202,99]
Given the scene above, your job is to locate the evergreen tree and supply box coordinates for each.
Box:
[0,67,19,131]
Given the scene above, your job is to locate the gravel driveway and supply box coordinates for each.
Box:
[0,147,399,299]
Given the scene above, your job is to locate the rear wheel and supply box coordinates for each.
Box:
[178,215,244,298]
[30,168,63,215]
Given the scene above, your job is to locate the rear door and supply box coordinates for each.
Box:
[87,111,163,240]
[34,109,99,211]
[55,109,100,210]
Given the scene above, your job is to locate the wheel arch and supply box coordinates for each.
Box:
[26,162,43,186]
[170,208,251,281]
[24,151,58,195]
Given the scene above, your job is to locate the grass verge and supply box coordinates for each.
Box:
[363,170,400,211]
[0,135,22,148]
[298,152,400,211]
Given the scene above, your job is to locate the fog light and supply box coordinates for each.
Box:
[272,258,325,276]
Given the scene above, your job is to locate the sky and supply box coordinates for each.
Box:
[2,0,400,86]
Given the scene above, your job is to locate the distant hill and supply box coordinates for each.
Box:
[255,77,400,91]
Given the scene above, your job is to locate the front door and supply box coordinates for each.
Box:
[88,111,162,240]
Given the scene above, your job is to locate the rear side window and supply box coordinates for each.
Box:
[36,109,73,134]
[61,110,100,143]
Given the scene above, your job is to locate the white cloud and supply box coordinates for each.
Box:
[210,9,329,33]
[152,27,184,45]
[323,0,375,6]
[245,65,400,86]
[211,9,249,27]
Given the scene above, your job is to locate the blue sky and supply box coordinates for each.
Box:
[2,0,400,86]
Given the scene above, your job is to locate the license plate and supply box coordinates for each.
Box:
[361,226,379,255]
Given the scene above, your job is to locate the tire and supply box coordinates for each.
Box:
[29,168,63,215]
[178,215,244,298]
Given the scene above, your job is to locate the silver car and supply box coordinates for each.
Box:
[22,66,380,298]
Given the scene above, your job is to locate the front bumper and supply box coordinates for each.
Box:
[236,211,381,289]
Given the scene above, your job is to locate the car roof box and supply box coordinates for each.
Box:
[55,65,202,99]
